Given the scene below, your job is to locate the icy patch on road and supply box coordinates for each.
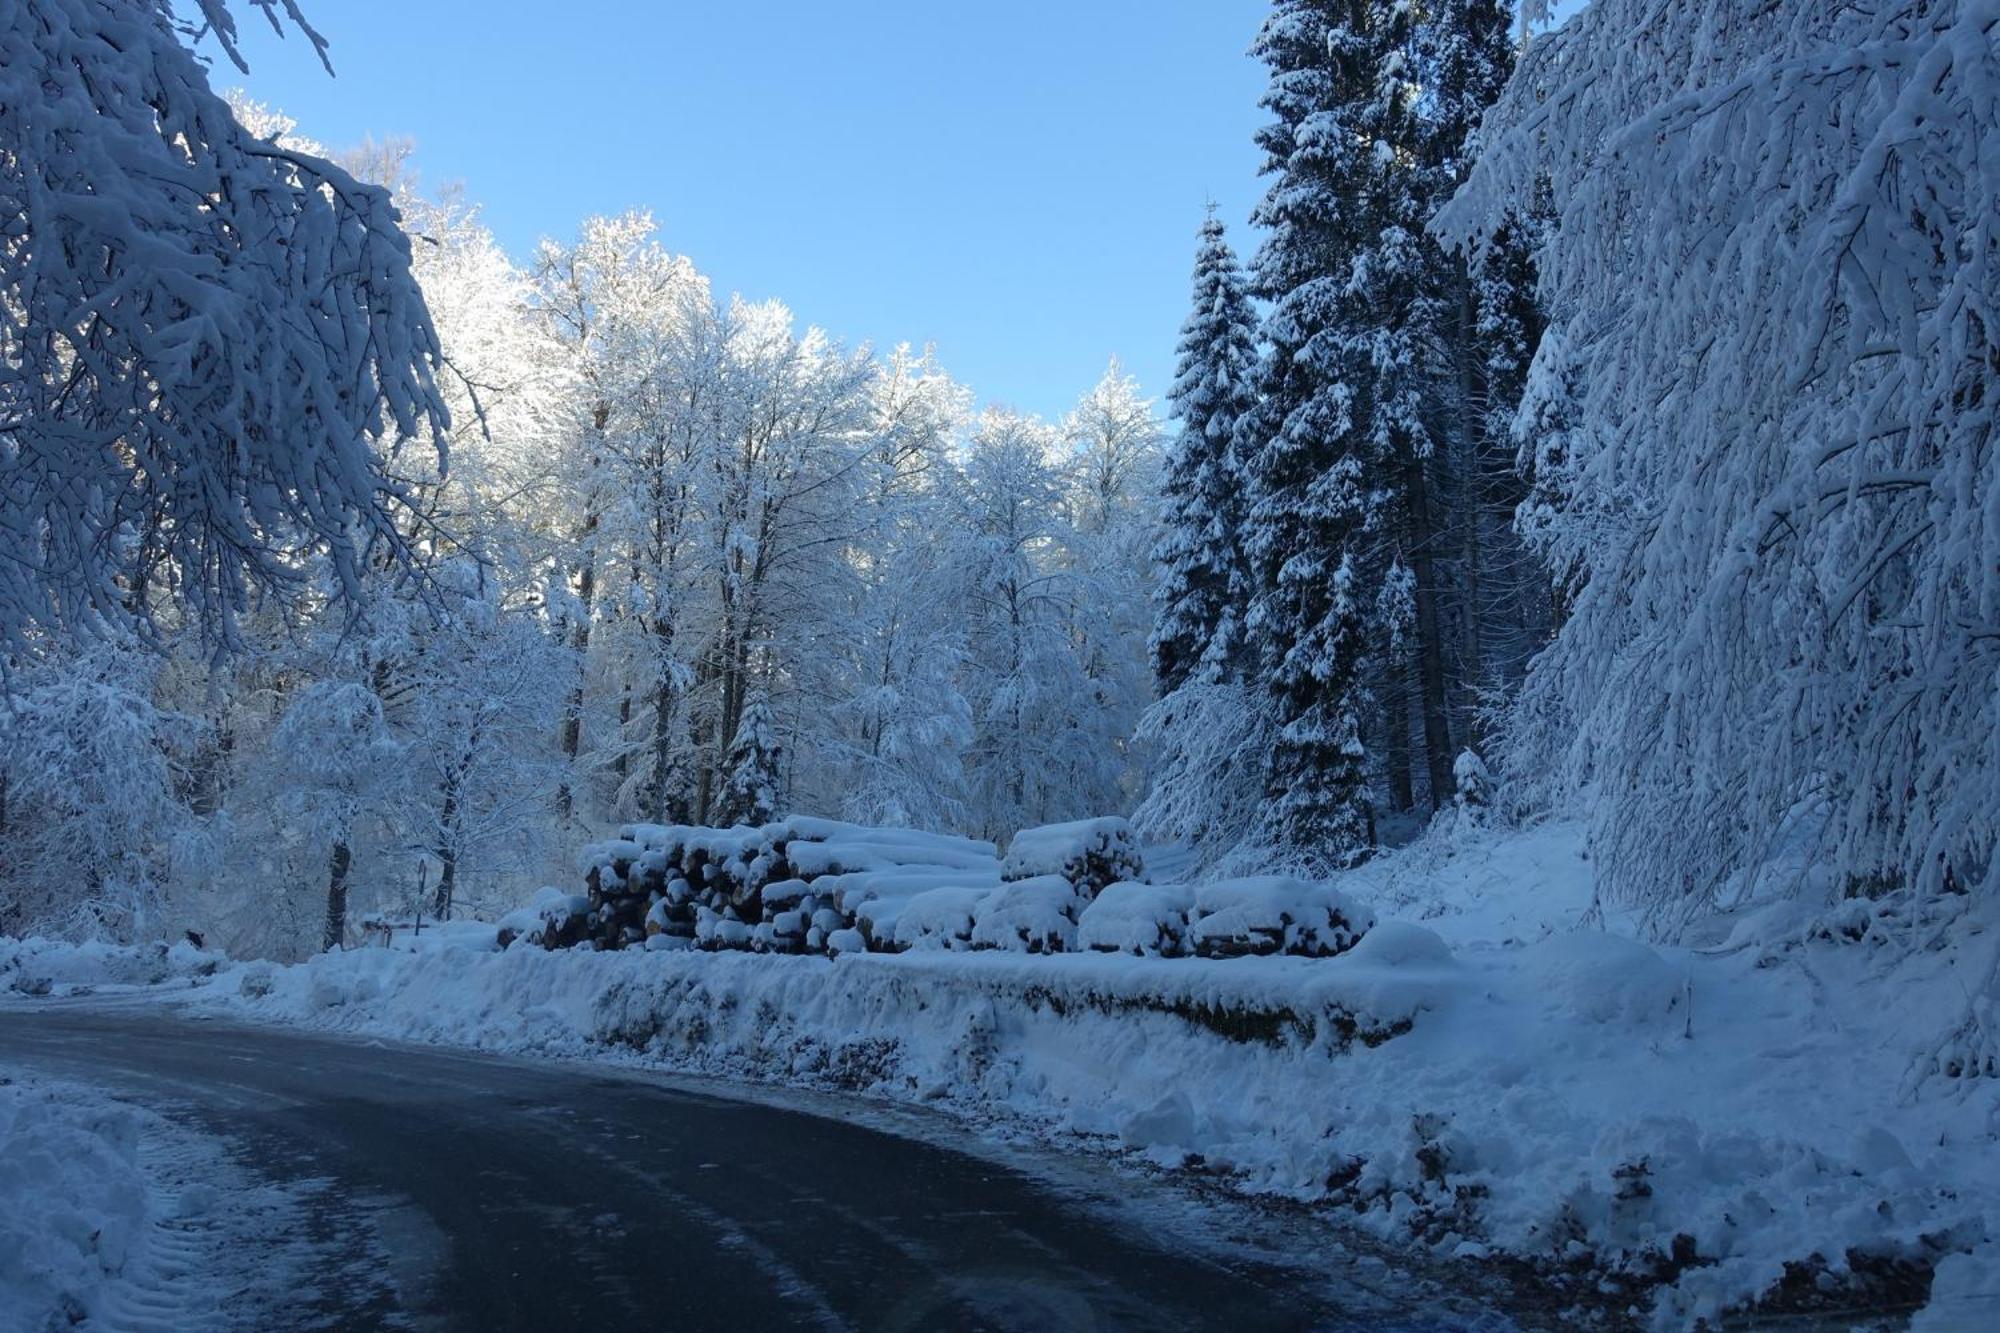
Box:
[0,1069,397,1331]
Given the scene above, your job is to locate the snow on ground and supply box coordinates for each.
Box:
[0,1068,337,1331]
[6,818,1999,1328]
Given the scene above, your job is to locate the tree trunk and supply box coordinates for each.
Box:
[558,412,608,827]
[1454,263,1489,751]
[556,525,597,826]
[431,771,460,919]
[650,611,678,825]
[322,841,352,952]
[1402,456,1456,811]
[1380,662,1416,814]
[614,685,631,785]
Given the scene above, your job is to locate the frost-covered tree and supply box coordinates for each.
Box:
[264,680,405,951]
[951,410,1124,836]
[1058,362,1162,813]
[1136,211,1269,866]
[1438,0,2000,926]
[1,1,448,649]
[817,346,977,829]
[386,569,568,920]
[1419,0,1547,757]
[1153,211,1260,693]
[531,213,698,828]
[1132,674,1276,869]
[0,652,190,940]
[1229,0,1530,853]
[689,301,876,824]
[1064,359,1163,540]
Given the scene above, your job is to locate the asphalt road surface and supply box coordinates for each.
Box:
[0,1007,1510,1332]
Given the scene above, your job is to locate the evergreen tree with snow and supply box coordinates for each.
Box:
[1152,210,1259,694]
[1232,0,1392,868]
[714,687,783,828]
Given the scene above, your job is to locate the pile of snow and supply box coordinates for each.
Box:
[1071,878,1375,961]
[554,815,1381,963]
[891,886,987,951]
[1002,817,1145,896]
[0,1070,321,1329]
[0,1073,154,1324]
[547,814,1382,964]
[966,875,1083,953]
[0,936,223,997]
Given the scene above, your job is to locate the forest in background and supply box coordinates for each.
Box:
[3,0,1994,973]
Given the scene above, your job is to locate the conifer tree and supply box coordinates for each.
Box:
[714,687,783,827]
[1152,211,1260,694]
[1238,0,1386,866]
[1330,0,1460,814]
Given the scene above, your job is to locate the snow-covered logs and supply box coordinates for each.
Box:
[525,816,1371,961]
[1070,877,1373,959]
[568,818,999,954]
[1001,817,1146,896]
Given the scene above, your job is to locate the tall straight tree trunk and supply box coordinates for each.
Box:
[691,648,719,826]
[556,517,597,825]
[615,685,632,785]
[1380,660,1416,814]
[650,610,678,825]
[1402,456,1456,810]
[431,769,461,919]
[322,841,351,952]
[1453,264,1490,751]
[558,412,609,827]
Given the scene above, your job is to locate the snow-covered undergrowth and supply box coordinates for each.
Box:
[8,819,1998,1328]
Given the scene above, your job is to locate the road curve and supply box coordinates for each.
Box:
[0,1007,1500,1332]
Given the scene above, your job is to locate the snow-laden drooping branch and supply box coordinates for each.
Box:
[1437,0,2000,919]
[1,1,449,651]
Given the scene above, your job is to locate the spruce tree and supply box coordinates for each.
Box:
[1152,210,1259,694]
[1335,0,1461,814]
[1239,0,1386,865]
[715,689,783,827]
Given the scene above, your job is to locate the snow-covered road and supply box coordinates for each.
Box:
[0,1006,1530,1331]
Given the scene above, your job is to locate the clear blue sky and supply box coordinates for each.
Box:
[223,2,1271,423]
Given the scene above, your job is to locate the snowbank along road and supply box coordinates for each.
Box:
[0,1007,1517,1332]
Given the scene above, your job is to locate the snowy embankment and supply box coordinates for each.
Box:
[6,822,1998,1328]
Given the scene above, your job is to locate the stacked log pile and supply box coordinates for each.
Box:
[514,815,1373,962]
[567,818,1000,954]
